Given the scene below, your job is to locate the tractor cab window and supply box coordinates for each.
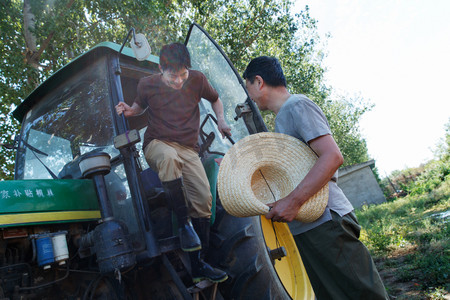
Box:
[186,24,257,156]
[15,57,118,180]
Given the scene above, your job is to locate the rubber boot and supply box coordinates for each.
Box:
[189,218,228,283]
[162,178,201,252]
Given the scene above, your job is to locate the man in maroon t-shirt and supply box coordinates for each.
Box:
[116,43,230,283]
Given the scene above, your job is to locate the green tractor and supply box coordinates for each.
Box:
[0,24,314,299]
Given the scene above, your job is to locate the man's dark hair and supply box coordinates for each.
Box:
[159,43,192,71]
[242,56,287,87]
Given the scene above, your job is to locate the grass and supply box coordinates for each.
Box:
[356,178,450,299]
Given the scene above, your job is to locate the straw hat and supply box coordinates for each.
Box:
[217,132,328,223]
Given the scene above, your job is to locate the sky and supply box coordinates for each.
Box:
[294,0,450,176]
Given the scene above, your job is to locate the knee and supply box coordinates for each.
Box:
[159,150,182,169]
[152,150,183,181]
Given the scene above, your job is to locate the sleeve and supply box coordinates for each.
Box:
[291,96,331,143]
[134,78,148,109]
[199,72,219,103]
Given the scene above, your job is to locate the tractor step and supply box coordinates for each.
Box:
[187,280,219,300]
[158,236,180,253]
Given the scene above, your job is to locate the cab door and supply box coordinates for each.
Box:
[185,23,267,156]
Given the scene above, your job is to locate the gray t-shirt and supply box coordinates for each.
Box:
[275,94,354,235]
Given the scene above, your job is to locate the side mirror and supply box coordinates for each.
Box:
[118,28,151,62]
[130,33,151,61]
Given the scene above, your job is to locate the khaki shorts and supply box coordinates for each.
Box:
[144,139,212,218]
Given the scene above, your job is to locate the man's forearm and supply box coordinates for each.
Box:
[289,134,343,208]
[130,102,145,116]
[211,98,225,122]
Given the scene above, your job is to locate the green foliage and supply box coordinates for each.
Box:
[409,160,450,195]
[0,0,24,180]
[0,0,372,179]
[322,93,373,166]
[426,287,448,300]
[0,117,16,180]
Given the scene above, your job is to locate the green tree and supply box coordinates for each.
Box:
[323,93,373,166]
[0,0,372,180]
[1,0,26,179]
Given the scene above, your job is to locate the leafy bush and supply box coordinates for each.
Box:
[409,160,450,195]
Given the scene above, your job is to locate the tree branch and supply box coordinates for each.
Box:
[24,0,75,69]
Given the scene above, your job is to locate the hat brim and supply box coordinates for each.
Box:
[217,132,328,223]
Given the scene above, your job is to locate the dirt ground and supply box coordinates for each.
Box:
[374,246,450,300]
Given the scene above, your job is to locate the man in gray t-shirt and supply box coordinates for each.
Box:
[243,56,389,299]
[276,94,354,235]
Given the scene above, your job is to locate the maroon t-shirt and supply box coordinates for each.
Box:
[135,70,219,150]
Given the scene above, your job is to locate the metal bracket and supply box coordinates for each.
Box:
[114,129,141,149]
[234,102,252,121]
[269,246,287,261]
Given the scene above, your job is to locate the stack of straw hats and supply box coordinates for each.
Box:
[217,132,328,223]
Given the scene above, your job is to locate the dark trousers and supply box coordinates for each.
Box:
[294,211,389,300]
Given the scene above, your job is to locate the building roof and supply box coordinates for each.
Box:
[339,159,375,177]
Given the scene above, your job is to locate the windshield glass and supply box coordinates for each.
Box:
[186,25,250,154]
[15,57,118,179]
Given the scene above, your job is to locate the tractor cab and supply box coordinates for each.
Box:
[11,24,265,261]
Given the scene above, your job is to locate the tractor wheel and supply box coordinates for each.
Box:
[209,203,315,300]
